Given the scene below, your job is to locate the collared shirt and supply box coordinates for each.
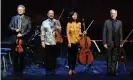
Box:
[112,19,117,41]
[17,15,24,30]
[112,20,117,32]
[41,18,61,45]
[18,16,22,30]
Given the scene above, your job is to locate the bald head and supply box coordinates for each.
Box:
[47,10,54,19]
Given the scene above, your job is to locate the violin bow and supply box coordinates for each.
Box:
[82,20,94,35]
[58,9,64,20]
[122,29,133,45]
[85,20,94,32]
[53,9,64,31]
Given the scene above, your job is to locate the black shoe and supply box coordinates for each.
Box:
[107,72,111,76]
[130,71,133,77]
[51,70,56,76]
[112,73,116,76]
[107,72,116,76]
[13,72,23,77]
[45,71,50,76]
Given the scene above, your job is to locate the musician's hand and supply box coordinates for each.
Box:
[16,29,20,32]
[120,44,123,47]
[104,44,108,49]
[17,33,22,37]
[68,43,71,48]
[83,31,87,35]
[42,44,45,48]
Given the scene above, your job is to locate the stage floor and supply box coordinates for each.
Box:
[1,57,133,80]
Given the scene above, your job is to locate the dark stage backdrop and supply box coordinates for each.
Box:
[1,0,133,60]
[2,0,133,39]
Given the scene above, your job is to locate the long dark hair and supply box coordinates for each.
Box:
[68,11,80,23]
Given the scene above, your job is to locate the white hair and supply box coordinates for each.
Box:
[48,10,54,14]
[110,9,117,14]
[17,5,25,10]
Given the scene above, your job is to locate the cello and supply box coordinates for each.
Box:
[78,20,94,64]
[15,30,24,53]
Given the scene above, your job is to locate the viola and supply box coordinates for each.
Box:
[15,31,23,53]
[119,47,126,63]
[119,29,133,63]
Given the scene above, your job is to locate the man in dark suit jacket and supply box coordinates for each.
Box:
[9,5,31,74]
[103,9,123,76]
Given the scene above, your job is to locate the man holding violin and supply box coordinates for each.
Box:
[9,5,31,74]
[103,9,123,76]
[40,10,61,76]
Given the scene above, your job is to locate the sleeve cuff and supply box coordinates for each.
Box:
[42,42,45,45]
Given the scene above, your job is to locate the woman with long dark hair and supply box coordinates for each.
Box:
[66,11,86,75]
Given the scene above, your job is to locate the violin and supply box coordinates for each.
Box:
[55,29,63,43]
[55,9,64,43]
[15,31,23,53]
[78,20,94,64]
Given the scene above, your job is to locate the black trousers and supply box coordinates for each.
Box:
[68,43,78,70]
[107,42,119,73]
[12,51,24,73]
[43,45,57,71]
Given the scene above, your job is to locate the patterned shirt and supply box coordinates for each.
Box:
[68,22,81,44]
[41,19,61,45]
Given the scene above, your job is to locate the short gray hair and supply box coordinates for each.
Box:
[17,5,25,10]
[110,9,117,14]
[48,10,54,13]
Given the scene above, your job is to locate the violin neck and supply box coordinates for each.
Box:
[18,30,22,34]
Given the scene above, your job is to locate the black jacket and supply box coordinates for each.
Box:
[9,15,32,44]
[103,19,123,47]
